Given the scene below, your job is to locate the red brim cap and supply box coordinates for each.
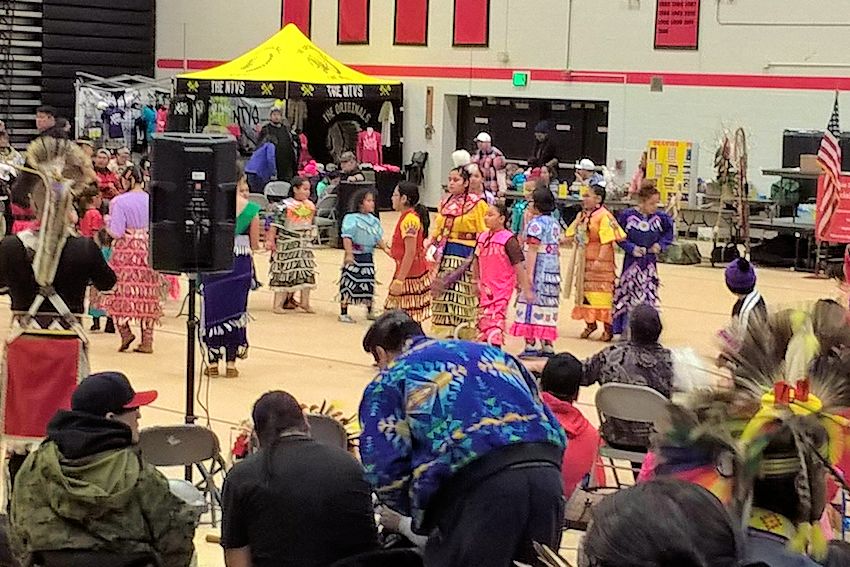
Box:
[124,390,158,409]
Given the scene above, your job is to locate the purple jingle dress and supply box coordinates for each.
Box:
[611,208,674,335]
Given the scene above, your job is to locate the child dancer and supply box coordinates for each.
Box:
[77,192,114,332]
[267,176,317,314]
[510,187,563,357]
[385,182,432,323]
[339,187,387,323]
[474,202,532,346]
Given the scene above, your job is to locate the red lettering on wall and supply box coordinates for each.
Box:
[655,0,700,49]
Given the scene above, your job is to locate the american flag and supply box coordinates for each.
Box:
[817,93,842,241]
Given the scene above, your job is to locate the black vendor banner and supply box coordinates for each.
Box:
[176,78,402,101]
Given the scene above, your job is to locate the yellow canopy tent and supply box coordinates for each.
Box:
[175,24,402,101]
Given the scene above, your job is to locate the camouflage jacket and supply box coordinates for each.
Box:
[11,436,198,567]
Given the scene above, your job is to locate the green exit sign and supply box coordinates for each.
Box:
[512,71,529,87]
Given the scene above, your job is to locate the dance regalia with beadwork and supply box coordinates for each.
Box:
[510,215,561,342]
[430,192,487,339]
[339,212,383,306]
[269,197,316,292]
[201,201,260,363]
[385,209,431,322]
[611,208,674,335]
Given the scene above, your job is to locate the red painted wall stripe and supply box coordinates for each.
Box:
[282,0,312,37]
[338,0,370,44]
[156,59,850,92]
[394,0,428,46]
[453,0,489,47]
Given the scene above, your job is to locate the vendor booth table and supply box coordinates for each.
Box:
[173,25,404,175]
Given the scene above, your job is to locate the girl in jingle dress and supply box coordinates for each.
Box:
[510,187,563,357]
[339,187,387,323]
[267,176,317,314]
[385,181,432,322]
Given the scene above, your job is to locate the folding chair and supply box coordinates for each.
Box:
[138,425,228,527]
[307,413,349,450]
[247,193,270,211]
[314,193,338,247]
[264,180,291,203]
[594,383,670,488]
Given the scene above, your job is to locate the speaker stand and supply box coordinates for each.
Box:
[184,273,199,481]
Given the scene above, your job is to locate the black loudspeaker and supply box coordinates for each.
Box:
[149,133,237,273]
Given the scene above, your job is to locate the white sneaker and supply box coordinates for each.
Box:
[338,314,356,324]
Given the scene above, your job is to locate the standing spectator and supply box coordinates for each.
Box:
[245,140,276,194]
[11,372,198,567]
[34,105,57,135]
[360,311,566,567]
[582,304,673,453]
[108,146,134,177]
[471,132,506,197]
[629,151,648,195]
[539,353,603,498]
[221,391,377,567]
[93,149,120,200]
[259,107,297,184]
[102,166,163,354]
[528,121,559,169]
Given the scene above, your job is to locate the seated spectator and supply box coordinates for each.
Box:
[93,149,120,200]
[359,311,566,567]
[582,303,673,452]
[340,151,365,182]
[317,170,341,199]
[108,146,134,177]
[221,391,377,567]
[539,353,603,498]
[580,478,743,567]
[11,372,198,567]
[725,258,766,329]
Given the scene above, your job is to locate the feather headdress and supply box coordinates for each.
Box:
[18,137,94,286]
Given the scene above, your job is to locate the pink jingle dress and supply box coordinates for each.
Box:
[476,228,524,346]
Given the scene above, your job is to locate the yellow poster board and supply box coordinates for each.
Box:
[645,140,694,202]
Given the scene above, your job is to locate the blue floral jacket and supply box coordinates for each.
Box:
[359,337,567,528]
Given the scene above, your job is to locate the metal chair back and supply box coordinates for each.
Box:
[307,414,349,450]
[264,181,291,201]
[139,425,220,467]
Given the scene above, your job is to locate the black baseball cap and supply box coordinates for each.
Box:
[71,372,158,416]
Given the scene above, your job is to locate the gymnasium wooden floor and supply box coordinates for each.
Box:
[1,212,839,566]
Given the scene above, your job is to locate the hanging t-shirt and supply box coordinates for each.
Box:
[101,107,125,139]
[356,129,382,166]
[156,108,168,133]
[167,97,192,133]
[142,106,157,137]
[132,117,148,153]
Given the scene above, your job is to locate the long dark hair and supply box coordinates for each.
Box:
[252,391,308,483]
[583,479,741,567]
[288,176,309,197]
[348,186,376,214]
[396,181,430,235]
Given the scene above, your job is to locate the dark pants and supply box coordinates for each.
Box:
[424,465,564,567]
[247,172,265,194]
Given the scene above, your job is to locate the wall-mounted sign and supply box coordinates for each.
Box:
[654,0,700,50]
[512,71,529,88]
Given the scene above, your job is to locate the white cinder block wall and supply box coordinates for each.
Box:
[155,0,850,206]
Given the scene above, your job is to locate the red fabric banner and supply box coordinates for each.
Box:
[817,173,850,243]
[338,0,370,44]
[282,0,312,37]
[4,334,80,439]
[453,0,489,47]
[395,0,428,45]
[654,0,700,49]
